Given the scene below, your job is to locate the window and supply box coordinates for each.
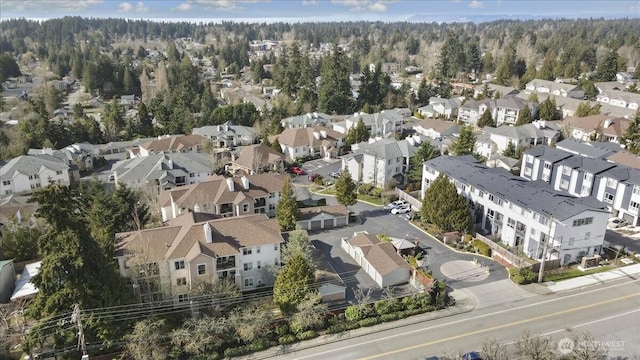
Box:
[572,217,593,227]
[269,192,275,199]
[606,178,617,188]
[487,209,495,218]
[630,201,640,213]
[544,162,552,170]
[562,167,571,176]
[560,179,569,189]
[539,216,548,225]
[531,228,537,236]
[275,258,279,265]
[243,204,249,212]
[28,174,39,180]
[604,192,615,204]
[244,278,254,287]
[507,218,515,228]
[244,262,253,271]
[174,260,185,270]
[581,185,591,195]
[176,277,187,286]
[178,294,189,303]
[189,173,195,178]
[55,170,63,175]
[524,168,532,176]
[257,261,262,269]
[274,244,279,251]
[197,264,207,275]
[1,180,10,186]
[488,194,494,202]
[584,173,593,181]
[256,246,261,253]
[242,247,252,255]
[30,183,41,189]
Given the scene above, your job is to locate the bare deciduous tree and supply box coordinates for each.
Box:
[515,330,555,360]
[481,337,509,360]
[122,318,168,360]
[170,316,229,357]
[568,331,609,360]
[354,287,373,306]
[228,303,272,344]
[289,293,328,334]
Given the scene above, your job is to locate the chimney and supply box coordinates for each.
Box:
[226,177,234,191]
[313,112,318,118]
[353,112,359,117]
[413,134,422,144]
[533,120,541,129]
[313,131,320,140]
[407,137,415,146]
[194,203,201,213]
[604,119,613,128]
[241,175,250,190]
[203,223,212,243]
[167,159,173,169]
[320,130,327,139]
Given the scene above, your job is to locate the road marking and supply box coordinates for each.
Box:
[291,280,640,360]
[358,292,640,360]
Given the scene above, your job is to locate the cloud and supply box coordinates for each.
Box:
[192,0,268,10]
[118,1,149,12]
[302,0,317,5]
[469,0,483,8]
[175,1,193,11]
[369,1,387,12]
[2,0,103,11]
[331,0,394,12]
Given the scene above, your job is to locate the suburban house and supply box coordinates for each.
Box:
[495,96,538,126]
[521,145,640,226]
[270,126,345,161]
[10,261,41,302]
[280,112,333,129]
[606,151,640,169]
[227,144,285,175]
[370,62,399,75]
[341,231,411,287]
[192,121,256,148]
[114,212,284,302]
[474,121,561,158]
[416,97,463,119]
[473,83,519,99]
[0,195,37,229]
[334,109,409,138]
[99,137,159,155]
[524,79,585,99]
[297,204,350,231]
[596,89,640,111]
[128,135,208,158]
[159,173,287,222]
[342,136,422,188]
[554,139,619,159]
[28,142,99,171]
[515,92,583,119]
[616,72,635,84]
[412,118,459,140]
[457,98,496,127]
[110,153,214,192]
[561,114,630,144]
[0,155,74,196]
[120,94,136,108]
[421,155,610,265]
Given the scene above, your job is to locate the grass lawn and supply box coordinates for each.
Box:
[544,265,612,282]
[314,188,384,206]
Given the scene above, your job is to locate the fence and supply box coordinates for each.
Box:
[475,234,531,269]
[394,188,423,211]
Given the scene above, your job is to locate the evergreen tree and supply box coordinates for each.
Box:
[621,111,640,155]
[595,51,619,81]
[281,227,315,270]
[273,253,315,314]
[0,221,42,262]
[482,52,496,74]
[335,170,357,207]
[271,138,283,153]
[450,125,476,156]
[477,108,495,128]
[408,141,441,183]
[538,96,558,120]
[537,50,557,81]
[494,45,516,86]
[420,174,472,233]
[502,140,518,159]
[317,45,354,114]
[576,101,601,117]
[515,105,532,125]
[276,178,298,231]
[417,78,435,106]
[137,101,153,136]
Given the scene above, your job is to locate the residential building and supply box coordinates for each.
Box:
[422,155,609,265]
[270,126,345,160]
[473,84,519,99]
[554,139,619,159]
[525,79,585,99]
[370,62,400,75]
[521,145,640,225]
[0,155,73,196]
[0,195,37,229]
[606,151,640,169]
[128,135,208,158]
[159,173,287,222]
[28,142,99,171]
[110,153,214,192]
[495,96,538,126]
[561,114,631,144]
[120,94,136,108]
[297,204,349,231]
[595,89,640,111]
[341,231,411,287]
[114,212,284,301]
[416,97,463,120]
[334,109,408,138]
[412,118,459,140]
[616,72,634,84]
[10,261,40,302]
[474,121,561,158]
[227,144,285,175]
[192,121,256,148]
[281,112,333,129]
[0,260,15,303]
[457,98,496,127]
[342,136,422,188]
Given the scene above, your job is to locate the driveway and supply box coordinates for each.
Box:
[604,229,640,254]
[298,190,509,303]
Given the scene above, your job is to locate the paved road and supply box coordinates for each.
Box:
[605,229,640,255]
[250,277,640,359]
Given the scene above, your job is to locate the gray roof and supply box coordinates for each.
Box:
[192,121,255,139]
[459,98,496,111]
[424,155,609,220]
[0,155,68,181]
[555,139,616,159]
[350,138,420,160]
[526,79,582,93]
[525,145,573,163]
[111,153,212,186]
[484,122,560,141]
[495,96,533,111]
[100,137,159,152]
[558,155,616,175]
[601,166,640,185]
[281,112,332,127]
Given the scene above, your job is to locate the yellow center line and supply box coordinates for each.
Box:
[359,292,640,360]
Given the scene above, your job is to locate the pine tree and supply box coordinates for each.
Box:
[538,96,557,120]
[273,253,315,314]
[420,174,472,232]
[317,45,354,114]
[502,140,517,158]
[621,111,640,155]
[335,170,357,207]
[477,108,495,128]
[276,177,298,231]
[450,125,476,156]
[408,141,441,183]
[515,105,532,126]
[271,138,283,153]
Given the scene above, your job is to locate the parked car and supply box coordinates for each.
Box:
[609,218,629,228]
[462,351,482,360]
[290,166,305,175]
[308,173,322,181]
[329,171,341,179]
[386,199,407,210]
[391,205,411,214]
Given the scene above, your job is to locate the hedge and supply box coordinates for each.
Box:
[278,334,297,345]
[296,330,317,341]
[473,239,492,257]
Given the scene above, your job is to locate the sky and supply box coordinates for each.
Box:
[1,0,639,23]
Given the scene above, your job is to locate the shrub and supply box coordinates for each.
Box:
[380,312,401,322]
[326,321,360,334]
[358,183,374,195]
[316,198,327,206]
[358,317,381,328]
[402,293,431,310]
[375,298,402,315]
[344,305,363,322]
[314,177,324,186]
[473,239,492,257]
[370,188,383,197]
[275,324,290,336]
[296,330,317,341]
[510,267,537,284]
[246,339,272,352]
[278,334,297,345]
[223,346,250,358]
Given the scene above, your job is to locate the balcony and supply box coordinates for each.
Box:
[217,256,236,270]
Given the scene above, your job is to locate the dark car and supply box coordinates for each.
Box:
[462,351,482,360]
[329,171,341,179]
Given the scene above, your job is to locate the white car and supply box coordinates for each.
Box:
[386,200,407,210]
[391,205,411,214]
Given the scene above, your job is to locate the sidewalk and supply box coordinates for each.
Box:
[546,263,640,293]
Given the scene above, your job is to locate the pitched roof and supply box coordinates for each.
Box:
[232,144,284,170]
[414,118,459,134]
[297,204,349,221]
[111,153,213,186]
[606,151,640,169]
[555,139,617,159]
[273,126,344,148]
[0,155,68,181]
[0,195,38,224]
[562,114,615,132]
[163,173,287,209]
[192,122,255,139]
[281,112,332,127]
[525,145,573,163]
[346,232,410,276]
[495,96,533,111]
[526,79,582,93]
[349,137,420,160]
[115,213,283,263]
[139,134,207,153]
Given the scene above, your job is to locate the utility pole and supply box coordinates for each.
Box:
[538,216,554,283]
[72,304,88,359]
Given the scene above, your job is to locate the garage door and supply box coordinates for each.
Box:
[335,217,347,227]
[323,219,334,228]
[310,220,322,230]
